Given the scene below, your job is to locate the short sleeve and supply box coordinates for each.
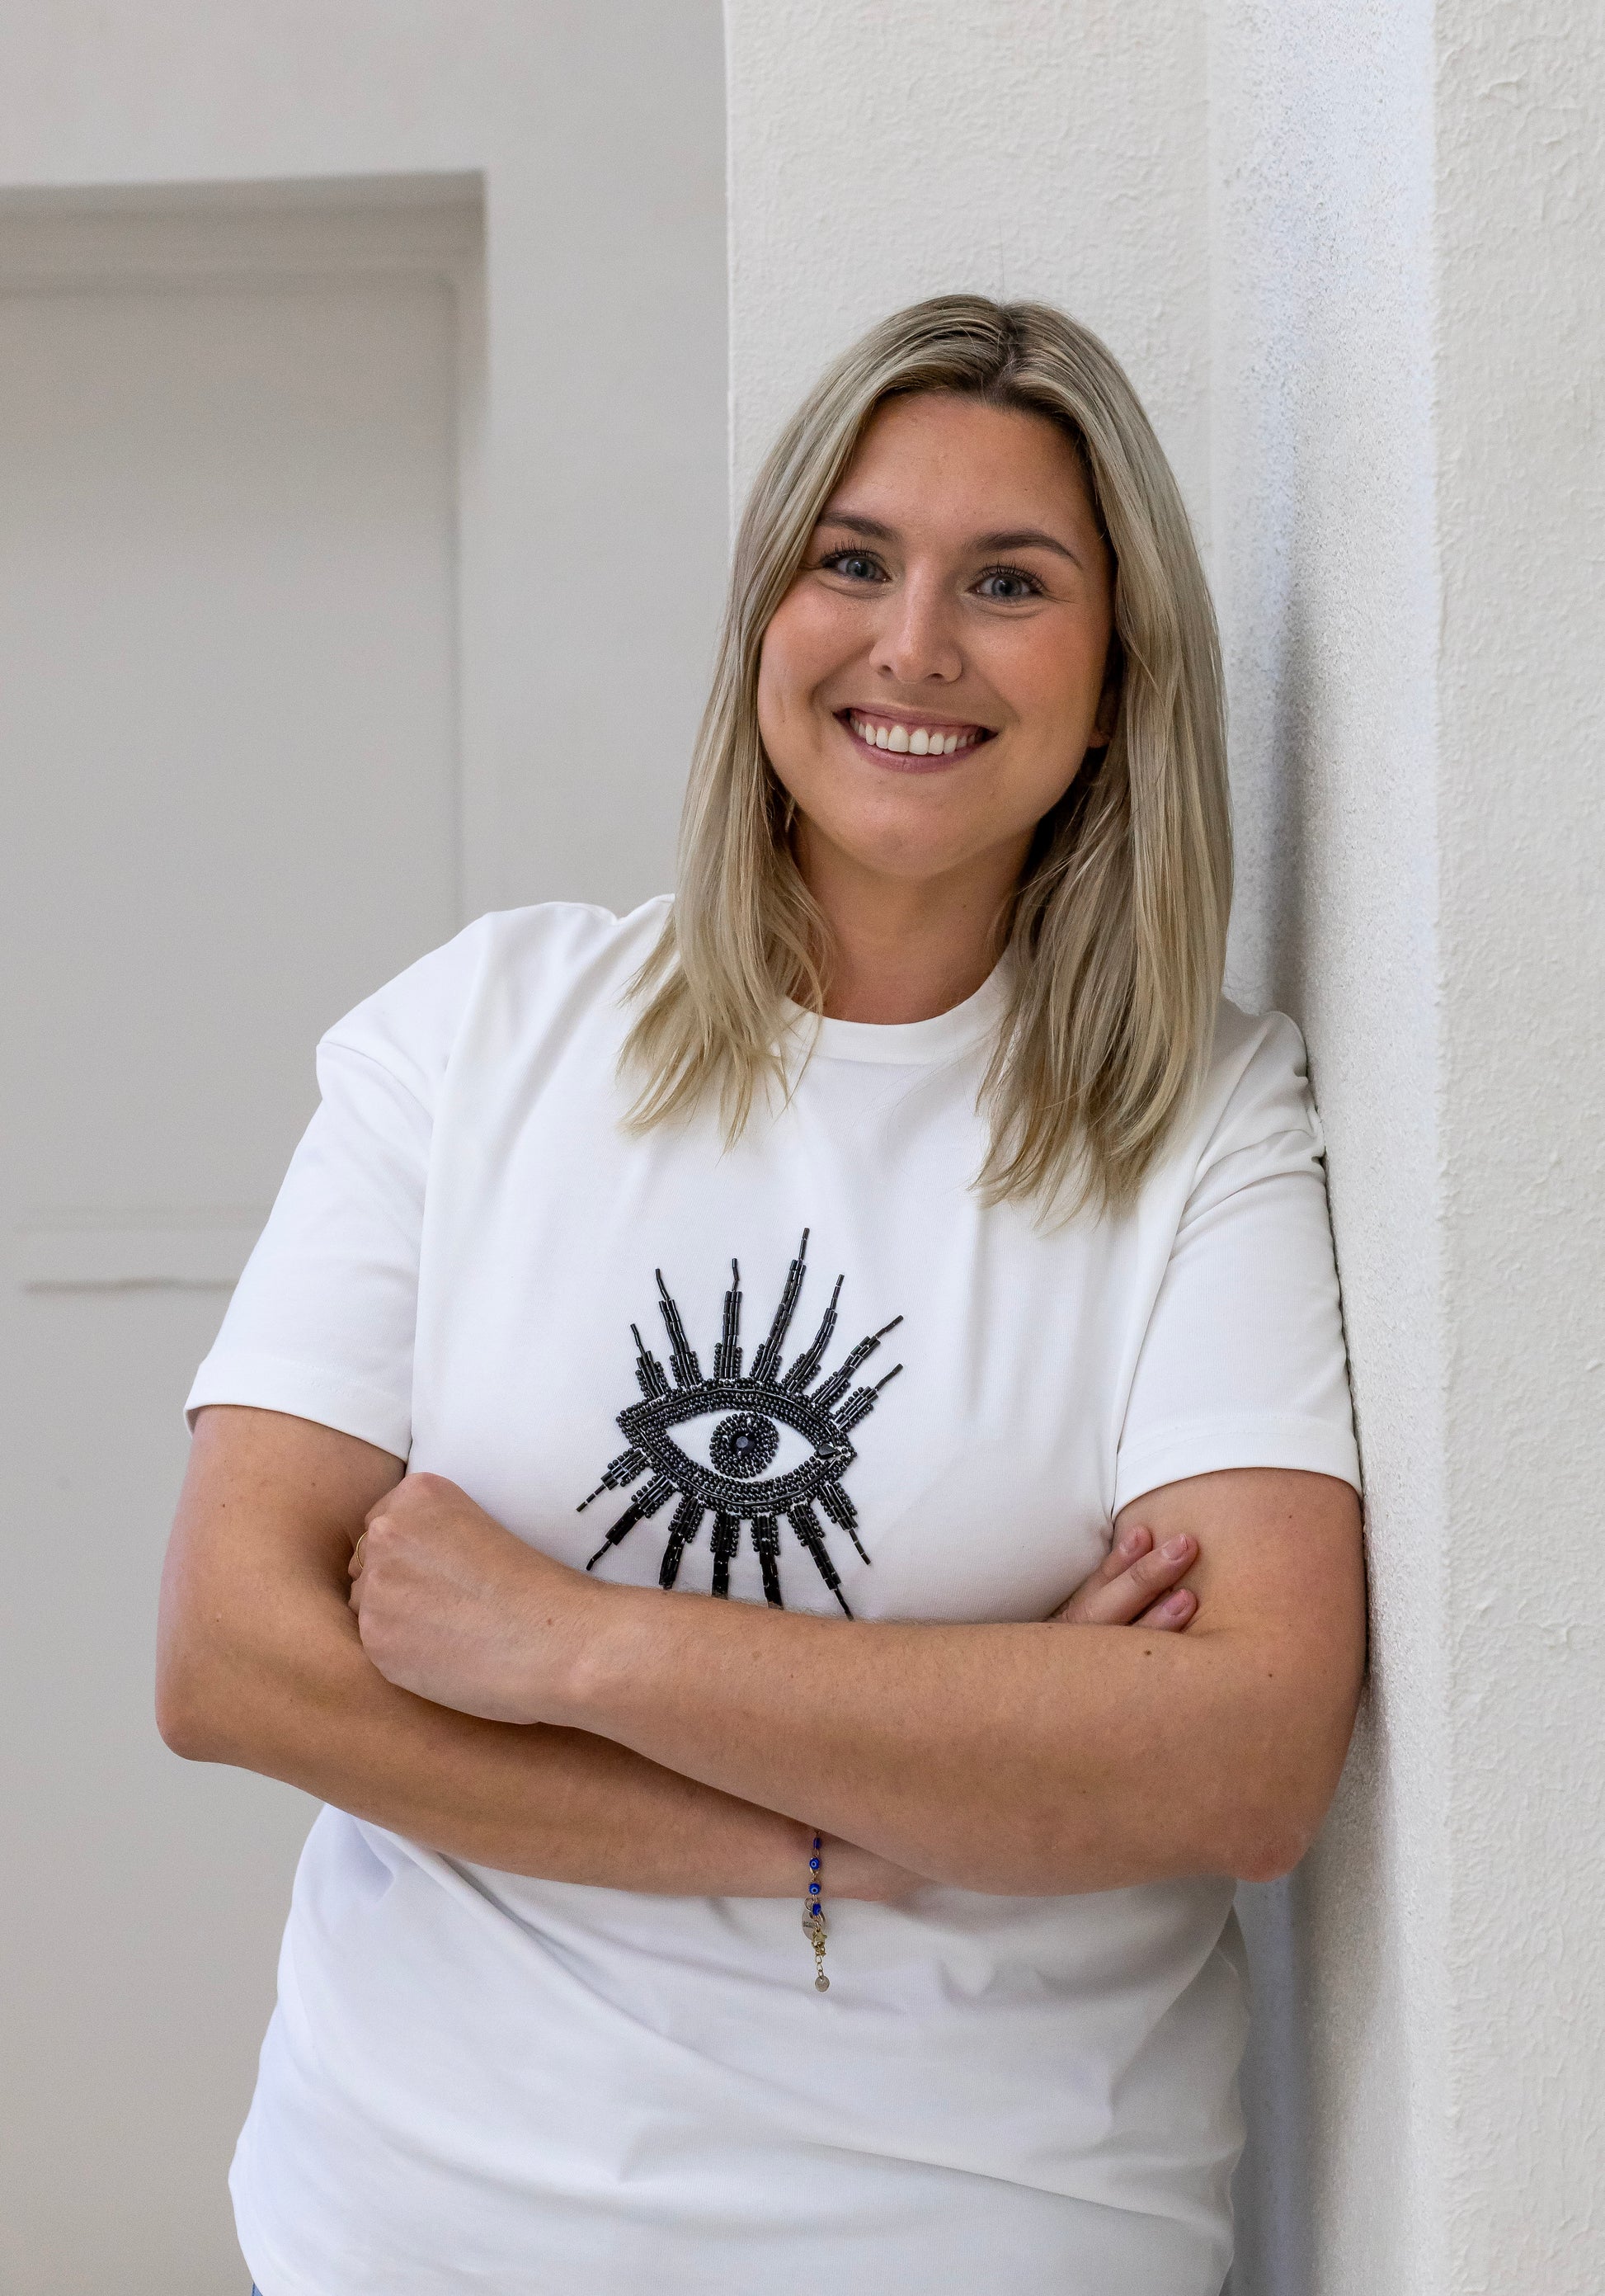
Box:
[184,921,492,1458]
[1112,1015,1363,1516]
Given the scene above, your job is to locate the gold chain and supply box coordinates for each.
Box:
[805,1829,830,1992]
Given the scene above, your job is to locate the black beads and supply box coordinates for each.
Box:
[577,1231,903,1613]
[709,1412,779,1480]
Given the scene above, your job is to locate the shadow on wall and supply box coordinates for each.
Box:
[1224,593,1393,2296]
[1259,598,1316,1016]
[1231,1876,1315,2296]
[1231,1683,1391,2296]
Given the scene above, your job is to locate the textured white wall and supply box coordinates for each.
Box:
[1207,5,1447,2289]
[727,0,1211,537]
[1433,2,1605,2285]
[1214,3,1605,2289]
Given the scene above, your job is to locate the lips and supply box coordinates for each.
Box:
[840,710,992,759]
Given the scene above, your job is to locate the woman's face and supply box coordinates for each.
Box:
[757,390,1118,894]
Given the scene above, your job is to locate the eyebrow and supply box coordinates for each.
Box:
[816,508,1085,568]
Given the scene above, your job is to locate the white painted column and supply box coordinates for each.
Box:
[727,3,1605,2289]
[1431,2,1605,2284]
[1211,1,1605,2287]
[1206,6,1449,2288]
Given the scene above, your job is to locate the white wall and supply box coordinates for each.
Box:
[1207,4,1448,2285]
[727,3,1605,2292]
[0,7,727,2288]
[0,0,729,916]
[1433,2,1605,2283]
[727,0,1212,534]
[1212,2,1605,2289]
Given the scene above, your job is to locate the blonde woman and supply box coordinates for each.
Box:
[159,296,1363,2296]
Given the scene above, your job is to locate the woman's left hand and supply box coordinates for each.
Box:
[349,1473,592,1724]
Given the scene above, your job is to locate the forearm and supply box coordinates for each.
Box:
[567,1595,1305,1893]
[338,1456,1363,1898]
[159,1407,810,1897]
[173,1584,812,1891]
[558,1472,1365,1895]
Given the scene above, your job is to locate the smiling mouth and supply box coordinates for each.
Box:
[839,709,993,760]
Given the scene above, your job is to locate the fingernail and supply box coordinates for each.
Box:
[1161,1591,1192,1616]
[1119,1528,1145,1558]
[1162,1536,1191,1562]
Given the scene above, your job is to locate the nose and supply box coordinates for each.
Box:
[869,568,963,686]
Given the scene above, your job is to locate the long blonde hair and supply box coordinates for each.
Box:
[623,294,1231,1218]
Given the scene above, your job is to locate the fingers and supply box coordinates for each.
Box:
[1054,1525,1198,1627]
[1047,1522,1151,1617]
[1137,1586,1197,1632]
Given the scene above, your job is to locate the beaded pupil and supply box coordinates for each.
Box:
[708,1411,779,1480]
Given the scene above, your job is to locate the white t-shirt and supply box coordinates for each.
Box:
[187,897,1359,2296]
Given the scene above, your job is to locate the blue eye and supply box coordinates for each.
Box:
[577,1233,903,1615]
[820,549,886,582]
[975,565,1041,601]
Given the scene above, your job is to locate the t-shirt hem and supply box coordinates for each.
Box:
[234,2187,322,2296]
[185,1350,411,1460]
[1113,1413,1362,1516]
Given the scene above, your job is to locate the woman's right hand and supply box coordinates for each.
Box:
[1051,1521,1198,1630]
[831,1527,1199,1902]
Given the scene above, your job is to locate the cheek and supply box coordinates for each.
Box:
[995,625,1109,757]
[759,589,857,736]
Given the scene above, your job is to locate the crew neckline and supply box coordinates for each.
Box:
[779,962,1010,1067]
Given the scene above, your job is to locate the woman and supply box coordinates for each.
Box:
[159,295,1363,2296]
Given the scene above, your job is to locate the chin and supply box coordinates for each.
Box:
[810,817,993,886]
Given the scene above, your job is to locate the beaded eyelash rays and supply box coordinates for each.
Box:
[577,1231,904,1615]
[577,1233,894,1991]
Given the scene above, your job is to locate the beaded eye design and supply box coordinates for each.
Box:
[577,1230,902,1614]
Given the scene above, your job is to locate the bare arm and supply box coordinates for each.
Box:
[157,1407,820,1895]
[158,1408,1204,1898]
[352,1465,1364,1895]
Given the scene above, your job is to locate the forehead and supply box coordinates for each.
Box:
[829,391,1095,536]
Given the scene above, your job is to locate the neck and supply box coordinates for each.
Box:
[794,822,1028,1024]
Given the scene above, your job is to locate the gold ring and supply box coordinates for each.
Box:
[352,1531,367,1572]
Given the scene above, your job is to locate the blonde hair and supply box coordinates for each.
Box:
[623,294,1231,1218]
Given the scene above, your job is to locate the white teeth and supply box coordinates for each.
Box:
[849,713,978,756]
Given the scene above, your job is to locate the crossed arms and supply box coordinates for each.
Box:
[157,1404,1363,1901]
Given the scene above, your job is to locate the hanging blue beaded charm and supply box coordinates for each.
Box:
[803,1832,829,1991]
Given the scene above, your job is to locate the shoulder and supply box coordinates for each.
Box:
[1198,1001,1319,1148]
[1144,999,1328,1222]
[318,896,671,1109]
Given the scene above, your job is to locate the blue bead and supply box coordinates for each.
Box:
[810,1881,821,1894]
[809,1857,821,1871]
[812,1835,821,1848]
